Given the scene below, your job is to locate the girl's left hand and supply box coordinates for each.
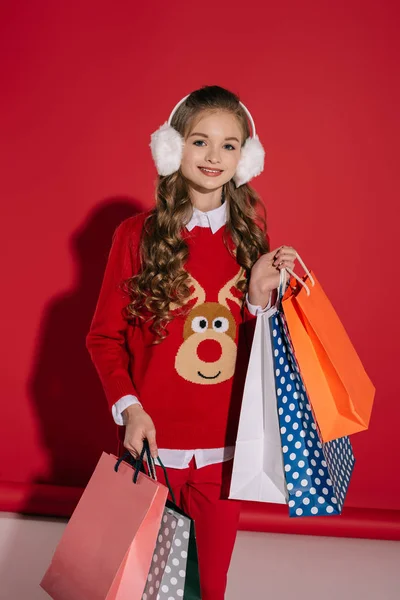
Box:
[249,245,298,298]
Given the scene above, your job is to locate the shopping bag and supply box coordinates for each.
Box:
[182,508,201,600]
[229,305,288,503]
[281,255,375,442]
[144,450,201,600]
[40,449,168,600]
[142,508,178,599]
[136,448,201,600]
[271,304,355,517]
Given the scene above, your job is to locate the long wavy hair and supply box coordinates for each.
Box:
[124,85,270,343]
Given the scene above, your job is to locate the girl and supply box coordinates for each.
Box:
[86,85,297,599]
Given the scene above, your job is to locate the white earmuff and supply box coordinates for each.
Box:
[149,93,265,187]
[149,95,188,177]
[232,103,265,187]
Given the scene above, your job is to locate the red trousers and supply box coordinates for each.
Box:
[155,458,242,600]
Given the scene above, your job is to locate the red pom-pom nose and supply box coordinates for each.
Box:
[196,339,222,362]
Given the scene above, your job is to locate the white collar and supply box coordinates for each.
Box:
[185,201,228,234]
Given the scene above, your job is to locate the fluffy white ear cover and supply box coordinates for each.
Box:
[232,134,265,188]
[149,122,185,176]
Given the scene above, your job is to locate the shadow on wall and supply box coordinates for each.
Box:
[28,197,144,488]
[0,199,145,595]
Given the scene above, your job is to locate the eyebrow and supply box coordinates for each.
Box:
[188,132,240,143]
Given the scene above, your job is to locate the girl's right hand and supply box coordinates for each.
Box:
[122,404,158,459]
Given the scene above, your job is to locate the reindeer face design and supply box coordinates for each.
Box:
[172,267,246,385]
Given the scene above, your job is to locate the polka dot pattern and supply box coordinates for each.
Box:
[142,508,190,599]
[271,313,355,517]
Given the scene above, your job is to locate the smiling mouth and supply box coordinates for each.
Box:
[198,370,221,379]
[198,167,223,175]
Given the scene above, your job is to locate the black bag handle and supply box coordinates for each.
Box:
[114,439,176,505]
[155,453,176,506]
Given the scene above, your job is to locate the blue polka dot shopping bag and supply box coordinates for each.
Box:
[272,270,355,517]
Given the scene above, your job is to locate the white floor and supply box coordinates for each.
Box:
[0,512,399,600]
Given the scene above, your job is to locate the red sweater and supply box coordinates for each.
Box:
[86,211,258,449]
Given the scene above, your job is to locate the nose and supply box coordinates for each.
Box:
[205,145,221,164]
[197,339,222,362]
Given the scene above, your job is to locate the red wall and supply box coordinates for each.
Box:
[1,1,399,514]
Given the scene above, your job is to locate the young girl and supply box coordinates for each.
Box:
[86,85,297,599]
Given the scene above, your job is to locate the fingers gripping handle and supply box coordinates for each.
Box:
[279,251,315,300]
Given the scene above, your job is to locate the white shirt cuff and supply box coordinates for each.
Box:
[112,394,142,426]
[245,291,272,315]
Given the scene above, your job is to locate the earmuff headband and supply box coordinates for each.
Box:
[167,94,257,138]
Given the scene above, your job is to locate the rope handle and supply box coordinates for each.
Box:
[287,251,315,293]
[275,250,315,303]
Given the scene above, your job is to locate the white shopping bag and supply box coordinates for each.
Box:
[229,307,288,503]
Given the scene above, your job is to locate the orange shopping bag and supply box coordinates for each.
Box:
[40,449,168,600]
[280,255,375,443]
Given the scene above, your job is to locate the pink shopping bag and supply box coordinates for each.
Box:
[40,451,168,600]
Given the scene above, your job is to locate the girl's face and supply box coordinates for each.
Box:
[180,110,243,194]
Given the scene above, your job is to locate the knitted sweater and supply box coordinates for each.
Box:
[86,211,258,449]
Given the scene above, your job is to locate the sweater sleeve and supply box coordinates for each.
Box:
[242,230,272,323]
[86,219,140,410]
[241,232,272,349]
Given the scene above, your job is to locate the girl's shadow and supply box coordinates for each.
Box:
[0,199,145,597]
[29,198,144,489]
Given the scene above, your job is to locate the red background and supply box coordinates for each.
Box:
[1,1,399,525]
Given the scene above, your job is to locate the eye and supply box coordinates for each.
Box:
[212,317,229,333]
[224,144,236,151]
[193,140,206,146]
[192,316,208,333]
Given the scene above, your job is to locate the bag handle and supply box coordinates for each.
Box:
[155,454,177,506]
[276,251,315,301]
[114,440,177,505]
[276,268,288,305]
[114,444,151,481]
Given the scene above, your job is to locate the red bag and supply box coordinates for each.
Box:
[40,451,168,599]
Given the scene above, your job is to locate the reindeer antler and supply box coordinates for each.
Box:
[218,266,246,309]
[169,273,207,312]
